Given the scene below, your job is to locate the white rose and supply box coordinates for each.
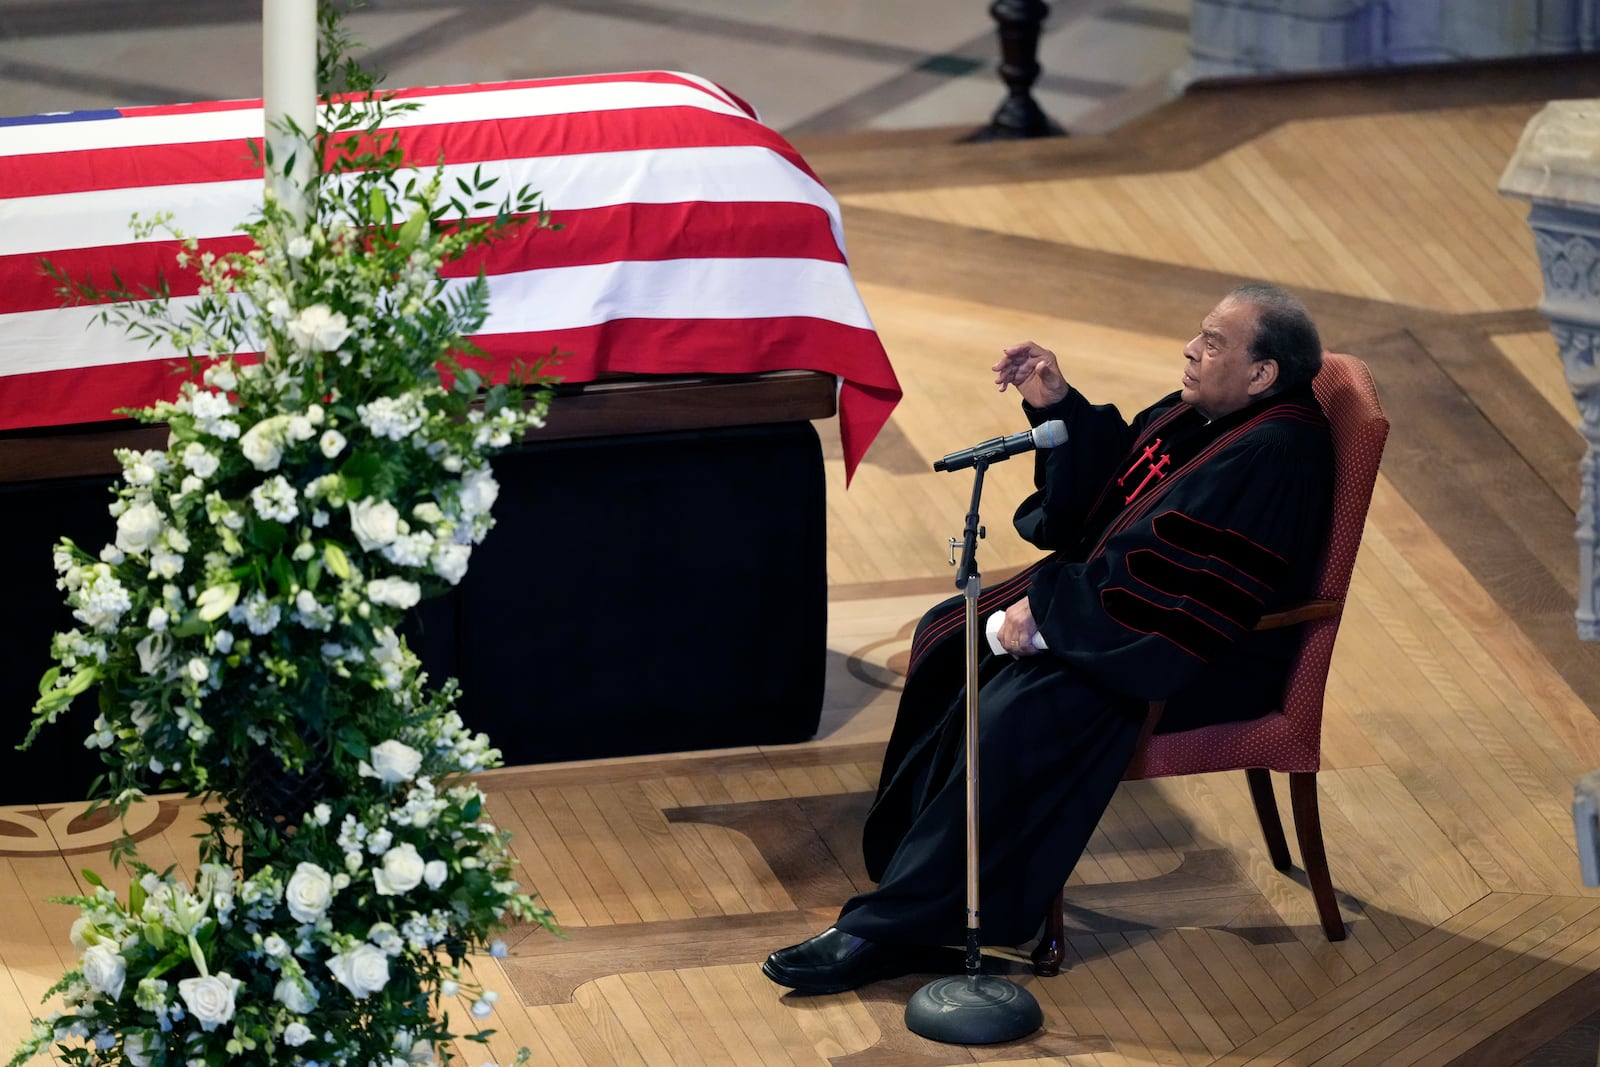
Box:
[273,974,318,1014]
[286,236,313,260]
[458,468,499,518]
[431,542,471,585]
[81,942,126,1001]
[288,304,352,353]
[319,429,347,458]
[360,739,421,783]
[284,862,335,924]
[176,973,240,1031]
[115,501,164,555]
[239,415,289,471]
[349,498,400,552]
[327,944,390,998]
[423,860,447,890]
[282,1021,312,1047]
[372,843,426,896]
[366,577,421,609]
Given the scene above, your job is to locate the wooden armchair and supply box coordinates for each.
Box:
[1032,353,1390,977]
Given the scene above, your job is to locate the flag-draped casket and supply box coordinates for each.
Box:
[0,72,900,799]
[0,70,899,477]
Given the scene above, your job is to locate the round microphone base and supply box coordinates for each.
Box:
[904,973,1043,1046]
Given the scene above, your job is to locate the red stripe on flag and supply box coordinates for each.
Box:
[0,239,227,314]
[0,105,810,200]
[0,74,899,480]
[0,357,200,430]
[0,201,844,314]
[449,201,844,276]
[0,316,898,481]
[464,317,899,482]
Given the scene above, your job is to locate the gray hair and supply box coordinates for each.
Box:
[1230,282,1322,392]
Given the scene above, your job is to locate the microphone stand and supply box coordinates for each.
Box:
[904,456,1044,1045]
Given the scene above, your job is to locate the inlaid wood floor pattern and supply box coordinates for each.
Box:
[6,59,1600,1066]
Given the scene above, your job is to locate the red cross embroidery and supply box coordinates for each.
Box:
[1118,439,1171,504]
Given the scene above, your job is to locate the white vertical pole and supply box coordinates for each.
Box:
[263,0,318,225]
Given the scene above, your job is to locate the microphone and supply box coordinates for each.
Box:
[933,420,1067,472]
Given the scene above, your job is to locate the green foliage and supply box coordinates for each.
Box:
[14,4,561,1064]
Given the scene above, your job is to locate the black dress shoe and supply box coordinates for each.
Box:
[761,927,908,994]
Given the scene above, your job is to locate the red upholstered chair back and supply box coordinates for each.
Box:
[1124,353,1389,779]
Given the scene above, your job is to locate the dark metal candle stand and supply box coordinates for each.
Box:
[968,0,1065,141]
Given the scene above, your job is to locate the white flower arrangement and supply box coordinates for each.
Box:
[12,7,558,1065]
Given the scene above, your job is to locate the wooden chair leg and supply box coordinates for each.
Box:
[1031,886,1066,976]
[1288,771,1346,942]
[1245,767,1292,871]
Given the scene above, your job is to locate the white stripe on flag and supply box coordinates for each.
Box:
[480,258,876,333]
[0,145,840,257]
[0,77,750,158]
[0,258,875,375]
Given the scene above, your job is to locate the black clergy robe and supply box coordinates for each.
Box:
[833,382,1333,948]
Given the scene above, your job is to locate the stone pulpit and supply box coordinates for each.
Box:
[1500,100,1600,640]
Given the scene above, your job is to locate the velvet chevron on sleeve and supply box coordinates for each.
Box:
[1027,387,1332,703]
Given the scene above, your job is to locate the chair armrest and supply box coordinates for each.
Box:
[1130,699,1166,772]
[1255,599,1342,630]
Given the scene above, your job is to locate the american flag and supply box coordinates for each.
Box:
[0,70,900,480]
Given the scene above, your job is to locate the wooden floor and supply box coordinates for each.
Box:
[7,58,1600,1065]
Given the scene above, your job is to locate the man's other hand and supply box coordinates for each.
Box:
[993,341,1069,409]
[999,599,1043,657]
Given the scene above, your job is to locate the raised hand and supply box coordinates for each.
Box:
[993,341,1069,409]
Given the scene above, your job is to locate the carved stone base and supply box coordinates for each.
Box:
[1528,205,1600,639]
[1501,107,1600,641]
